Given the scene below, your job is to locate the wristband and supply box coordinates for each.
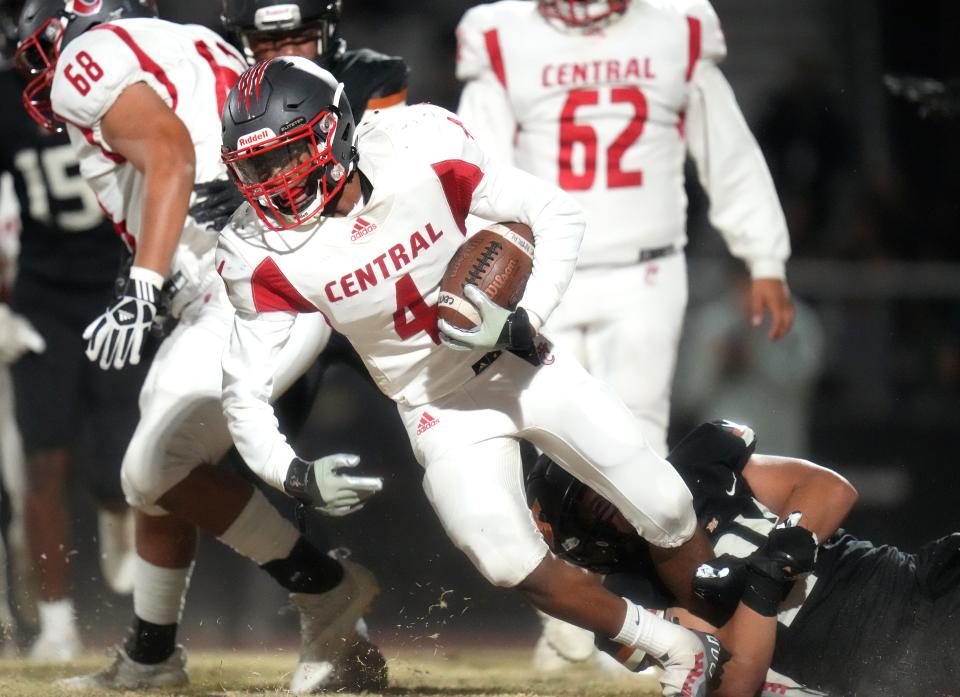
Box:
[741,568,786,617]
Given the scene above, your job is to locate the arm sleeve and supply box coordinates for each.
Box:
[468,154,585,328]
[455,5,517,165]
[216,234,296,491]
[684,1,790,280]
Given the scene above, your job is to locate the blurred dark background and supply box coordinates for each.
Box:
[45,0,960,653]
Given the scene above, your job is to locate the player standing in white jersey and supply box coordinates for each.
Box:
[216,56,726,697]
[455,0,794,669]
[15,2,385,691]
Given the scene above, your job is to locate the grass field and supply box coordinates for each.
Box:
[0,647,660,697]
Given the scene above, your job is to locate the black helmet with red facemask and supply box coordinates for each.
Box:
[14,0,158,131]
[538,0,629,27]
[221,56,356,231]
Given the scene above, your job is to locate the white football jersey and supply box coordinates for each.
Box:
[457,0,789,276]
[218,105,584,483]
[51,17,246,296]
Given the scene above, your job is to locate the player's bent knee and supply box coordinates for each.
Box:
[454,525,547,588]
[646,484,697,548]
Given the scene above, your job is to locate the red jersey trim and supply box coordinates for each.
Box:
[483,29,507,88]
[251,257,318,313]
[685,16,702,82]
[194,40,240,116]
[57,113,127,164]
[91,23,179,109]
[430,159,484,236]
[94,196,136,252]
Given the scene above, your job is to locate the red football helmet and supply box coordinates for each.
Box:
[14,0,158,131]
[538,0,629,27]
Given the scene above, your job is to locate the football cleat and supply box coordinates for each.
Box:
[289,559,380,693]
[56,645,188,690]
[28,627,81,662]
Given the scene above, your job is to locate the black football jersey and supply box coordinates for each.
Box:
[320,47,408,121]
[0,68,124,286]
[626,421,953,696]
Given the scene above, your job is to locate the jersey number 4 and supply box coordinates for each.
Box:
[64,52,104,96]
[393,274,440,344]
[558,86,647,191]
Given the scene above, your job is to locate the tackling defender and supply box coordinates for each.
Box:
[529,420,960,696]
[216,56,725,697]
[15,1,383,691]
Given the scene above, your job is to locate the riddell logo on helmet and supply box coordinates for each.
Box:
[69,0,103,16]
[351,217,377,241]
[416,412,439,435]
[237,128,277,148]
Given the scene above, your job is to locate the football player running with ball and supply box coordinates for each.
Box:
[217,56,725,697]
[15,1,384,691]
[455,0,795,669]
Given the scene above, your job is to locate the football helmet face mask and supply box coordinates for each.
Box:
[220,0,342,63]
[14,0,158,131]
[525,455,644,575]
[538,0,629,27]
[221,56,356,231]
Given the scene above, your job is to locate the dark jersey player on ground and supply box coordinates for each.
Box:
[528,420,960,697]
[0,0,147,658]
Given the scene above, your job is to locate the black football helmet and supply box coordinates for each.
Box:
[220,0,342,64]
[538,0,629,27]
[14,0,158,131]
[221,56,356,231]
[525,454,648,575]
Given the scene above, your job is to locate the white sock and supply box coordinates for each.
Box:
[133,556,192,626]
[37,598,77,636]
[217,489,299,565]
[612,597,679,659]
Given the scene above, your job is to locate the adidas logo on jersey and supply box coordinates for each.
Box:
[416,411,439,435]
[350,217,377,241]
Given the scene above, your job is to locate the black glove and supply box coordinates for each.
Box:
[693,553,749,615]
[83,269,160,370]
[742,513,818,617]
[190,178,246,231]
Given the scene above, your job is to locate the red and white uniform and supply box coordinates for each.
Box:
[218,105,696,586]
[50,18,330,511]
[456,0,790,454]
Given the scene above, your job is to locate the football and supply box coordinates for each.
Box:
[438,222,535,329]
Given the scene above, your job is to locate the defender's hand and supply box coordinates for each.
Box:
[659,628,728,697]
[284,454,383,517]
[82,268,160,370]
[0,304,46,364]
[438,284,534,352]
[190,178,246,231]
[750,278,795,341]
[742,513,818,616]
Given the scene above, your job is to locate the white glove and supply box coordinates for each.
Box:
[0,303,45,364]
[437,284,535,353]
[283,453,384,516]
[658,628,727,697]
[82,266,161,370]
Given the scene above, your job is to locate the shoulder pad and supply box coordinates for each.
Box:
[51,26,150,129]
[325,48,408,120]
[216,204,264,316]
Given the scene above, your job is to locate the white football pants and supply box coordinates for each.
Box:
[121,283,330,514]
[398,341,696,588]
[544,254,687,457]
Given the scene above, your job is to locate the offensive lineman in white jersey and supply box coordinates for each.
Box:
[217,56,726,697]
[15,2,385,691]
[455,0,794,669]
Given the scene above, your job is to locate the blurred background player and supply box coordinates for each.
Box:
[455,0,795,670]
[14,1,384,690]
[0,0,145,660]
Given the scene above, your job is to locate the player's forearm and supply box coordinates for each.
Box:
[471,164,585,327]
[712,605,776,697]
[686,63,790,279]
[133,156,195,277]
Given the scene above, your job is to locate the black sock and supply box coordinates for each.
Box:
[124,616,177,665]
[260,538,344,594]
